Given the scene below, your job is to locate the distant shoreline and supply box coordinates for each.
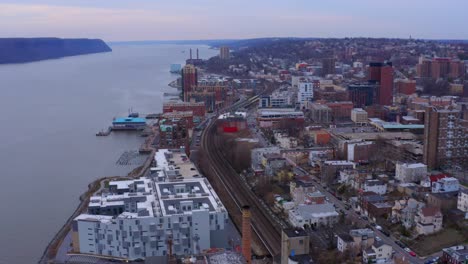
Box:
[0,38,112,65]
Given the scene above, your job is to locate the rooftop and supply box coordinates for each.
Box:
[365,179,385,186]
[294,203,339,218]
[77,149,226,223]
[112,117,146,124]
[283,228,308,238]
[349,228,374,238]
[421,206,441,217]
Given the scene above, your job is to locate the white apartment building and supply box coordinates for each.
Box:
[72,149,228,261]
[362,179,387,195]
[288,203,339,228]
[362,241,393,264]
[297,82,314,108]
[458,189,468,219]
[395,163,427,183]
[351,108,368,125]
[415,206,443,235]
[432,177,460,193]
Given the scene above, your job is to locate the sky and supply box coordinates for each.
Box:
[0,0,467,41]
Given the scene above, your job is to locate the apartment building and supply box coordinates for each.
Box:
[72,149,228,261]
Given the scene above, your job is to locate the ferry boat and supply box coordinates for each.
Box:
[170,63,182,73]
[112,117,146,130]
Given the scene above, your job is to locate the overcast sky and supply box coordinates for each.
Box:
[1,0,467,41]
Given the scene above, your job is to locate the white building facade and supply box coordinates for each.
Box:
[457,190,468,219]
[297,82,314,108]
[72,150,228,261]
[395,163,427,183]
[432,177,460,193]
[288,203,339,228]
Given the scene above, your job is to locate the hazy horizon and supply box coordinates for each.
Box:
[1,0,468,41]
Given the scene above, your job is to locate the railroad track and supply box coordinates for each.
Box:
[200,96,281,258]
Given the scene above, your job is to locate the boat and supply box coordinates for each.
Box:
[96,127,112,136]
[112,117,147,131]
[170,63,182,73]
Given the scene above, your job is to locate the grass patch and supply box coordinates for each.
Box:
[405,228,465,256]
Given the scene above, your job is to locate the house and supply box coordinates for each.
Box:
[251,147,281,174]
[392,198,425,229]
[457,189,468,219]
[397,183,419,196]
[427,192,459,211]
[289,203,339,228]
[338,170,371,189]
[337,234,355,253]
[395,163,427,183]
[320,160,356,185]
[304,191,326,205]
[360,193,386,216]
[432,177,460,193]
[367,202,393,220]
[290,182,316,205]
[337,228,375,253]
[263,153,288,176]
[415,206,443,235]
[309,150,330,167]
[281,229,310,264]
[441,245,468,264]
[362,179,387,195]
[362,241,393,264]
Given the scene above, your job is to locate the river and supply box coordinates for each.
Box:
[0,44,217,264]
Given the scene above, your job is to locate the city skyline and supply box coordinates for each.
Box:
[1,0,468,41]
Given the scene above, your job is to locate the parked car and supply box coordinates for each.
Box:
[381,230,390,237]
[375,236,382,242]
[409,251,416,257]
[404,247,411,253]
[395,240,405,248]
[362,216,368,221]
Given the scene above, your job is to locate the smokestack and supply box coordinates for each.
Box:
[190,48,192,60]
[196,48,199,59]
[242,205,252,264]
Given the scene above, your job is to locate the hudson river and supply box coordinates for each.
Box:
[0,44,217,264]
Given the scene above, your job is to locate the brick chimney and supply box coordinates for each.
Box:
[242,205,252,264]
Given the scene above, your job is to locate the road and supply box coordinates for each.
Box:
[305,172,441,264]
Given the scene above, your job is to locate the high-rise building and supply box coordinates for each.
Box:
[348,83,378,107]
[322,57,336,76]
[423,107,468,169]
[417,56,466,79]
[298,81,313,108]
[181,64,198,101]
[368,62,393,106]
[219,46,230,60]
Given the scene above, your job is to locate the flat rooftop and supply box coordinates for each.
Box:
[78,149,226,223]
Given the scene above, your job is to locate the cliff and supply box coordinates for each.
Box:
[0,38,112,64]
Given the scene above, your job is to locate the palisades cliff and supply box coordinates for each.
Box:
[0,38,112,64]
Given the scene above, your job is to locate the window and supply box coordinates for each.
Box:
[299,239,304,245]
